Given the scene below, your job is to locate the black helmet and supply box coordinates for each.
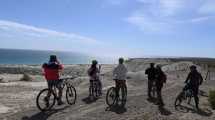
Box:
[190,65,197,70]
[119,58,124,64]
[49,55,57,62]
[92,60,98,65]
[150,63,155,67]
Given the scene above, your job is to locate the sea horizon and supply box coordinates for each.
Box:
[0,48,115,65]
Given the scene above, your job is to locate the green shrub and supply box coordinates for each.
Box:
[208,90,215,109]
[20,73,32,82]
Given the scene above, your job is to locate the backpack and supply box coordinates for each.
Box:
[88,67,96,76]
[161,72,167,83]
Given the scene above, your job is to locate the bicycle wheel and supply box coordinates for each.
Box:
[36,88,56,111]
[89,81,95,97]
[152,86,156,98]
[66,85,77,105]
[174,92,184,108]
[187,90,193,105]
[118,86,127,107]
[106,87,116,106]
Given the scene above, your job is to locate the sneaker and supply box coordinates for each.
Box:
[196,105,199,110]
[90,95,94,101]
[159,102,165,107]
[57,100,64,106]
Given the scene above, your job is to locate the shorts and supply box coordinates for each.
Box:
[47,80,63,89]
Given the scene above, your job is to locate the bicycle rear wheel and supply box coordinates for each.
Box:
[106,87,116,106]
[36,88,56,111]
[66,85,77,105]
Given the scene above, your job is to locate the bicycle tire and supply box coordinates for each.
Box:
[66,85,77,105]
[120,86,127,107]
[152,86,156,98]
[36,88,56,111]
[174,92,184,109]
[106,87,116,106]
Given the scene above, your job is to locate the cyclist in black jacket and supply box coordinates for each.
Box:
[184,65,203,109]
[155,65,166,106]
[145,63,157,99]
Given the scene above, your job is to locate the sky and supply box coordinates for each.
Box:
[0,0,215,58]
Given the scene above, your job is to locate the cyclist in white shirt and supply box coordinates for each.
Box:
[113,58,128,97]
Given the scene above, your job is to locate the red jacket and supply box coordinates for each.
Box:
[42,62,63,80]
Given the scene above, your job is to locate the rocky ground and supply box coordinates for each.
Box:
[0,58,215,120]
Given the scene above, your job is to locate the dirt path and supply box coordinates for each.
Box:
[1,78,215,120]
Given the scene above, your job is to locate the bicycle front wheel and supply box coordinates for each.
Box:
[106,87,116,106]
[36,88,56,111]
[118,86,127,107]
[174,92,184,109]
[66,85,77,105]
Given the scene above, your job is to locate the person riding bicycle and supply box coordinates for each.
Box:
[155,65,166,106]
[145,63,157,99]
[184,65,203,109]
[113,58,128,98]
[42,55,64,105]
[88,60,102,98]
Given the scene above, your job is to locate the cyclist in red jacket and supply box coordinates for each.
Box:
[42,55,64,105]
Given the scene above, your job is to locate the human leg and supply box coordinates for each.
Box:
[192,87,199,109]
[148,80,153,98]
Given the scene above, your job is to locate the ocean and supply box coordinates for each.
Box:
[0,48,113,64]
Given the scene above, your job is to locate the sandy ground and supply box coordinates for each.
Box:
[0,60,215,120]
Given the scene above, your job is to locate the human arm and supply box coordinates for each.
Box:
[42,63,47,76]
[113,66,117,76]
[145,69,149,75]
[199,73,203,85]
[185,73,191,83]
[58,64,64,74]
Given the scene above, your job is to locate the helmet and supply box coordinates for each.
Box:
[49,55,57,62]
[92,60,98,65]
[150,63,155,67]
[190,65,197,70]
[119,58,124,64]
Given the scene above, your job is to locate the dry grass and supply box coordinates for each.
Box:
[208,90,215,109]
[20,73,32,82]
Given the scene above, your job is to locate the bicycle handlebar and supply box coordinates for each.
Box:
[59,76,77,81]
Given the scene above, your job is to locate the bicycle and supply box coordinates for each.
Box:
[175,84,193,109]
[36,77,77,111]
[89,80,102,98]
[106,80,127,107]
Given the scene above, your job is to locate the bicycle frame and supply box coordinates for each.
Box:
[49,77,76,99]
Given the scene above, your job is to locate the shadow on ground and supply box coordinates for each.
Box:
[82,96,99,104]
[199,90,209,97]
[176,105,213,116]
[158,106,172,116]
[147,97,157,104]
[22,106,70,120]
[105,105,127,114]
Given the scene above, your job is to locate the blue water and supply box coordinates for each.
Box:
[0,48,113,64]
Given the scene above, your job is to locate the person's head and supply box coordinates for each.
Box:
[190,65,197,72]
[150,63,155,68]
[119,58,124,64]
[49,55,57,63]
[156,65,162,71]
[91,60,98,67]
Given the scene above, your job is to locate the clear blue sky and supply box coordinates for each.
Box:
[0,0,214,58]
